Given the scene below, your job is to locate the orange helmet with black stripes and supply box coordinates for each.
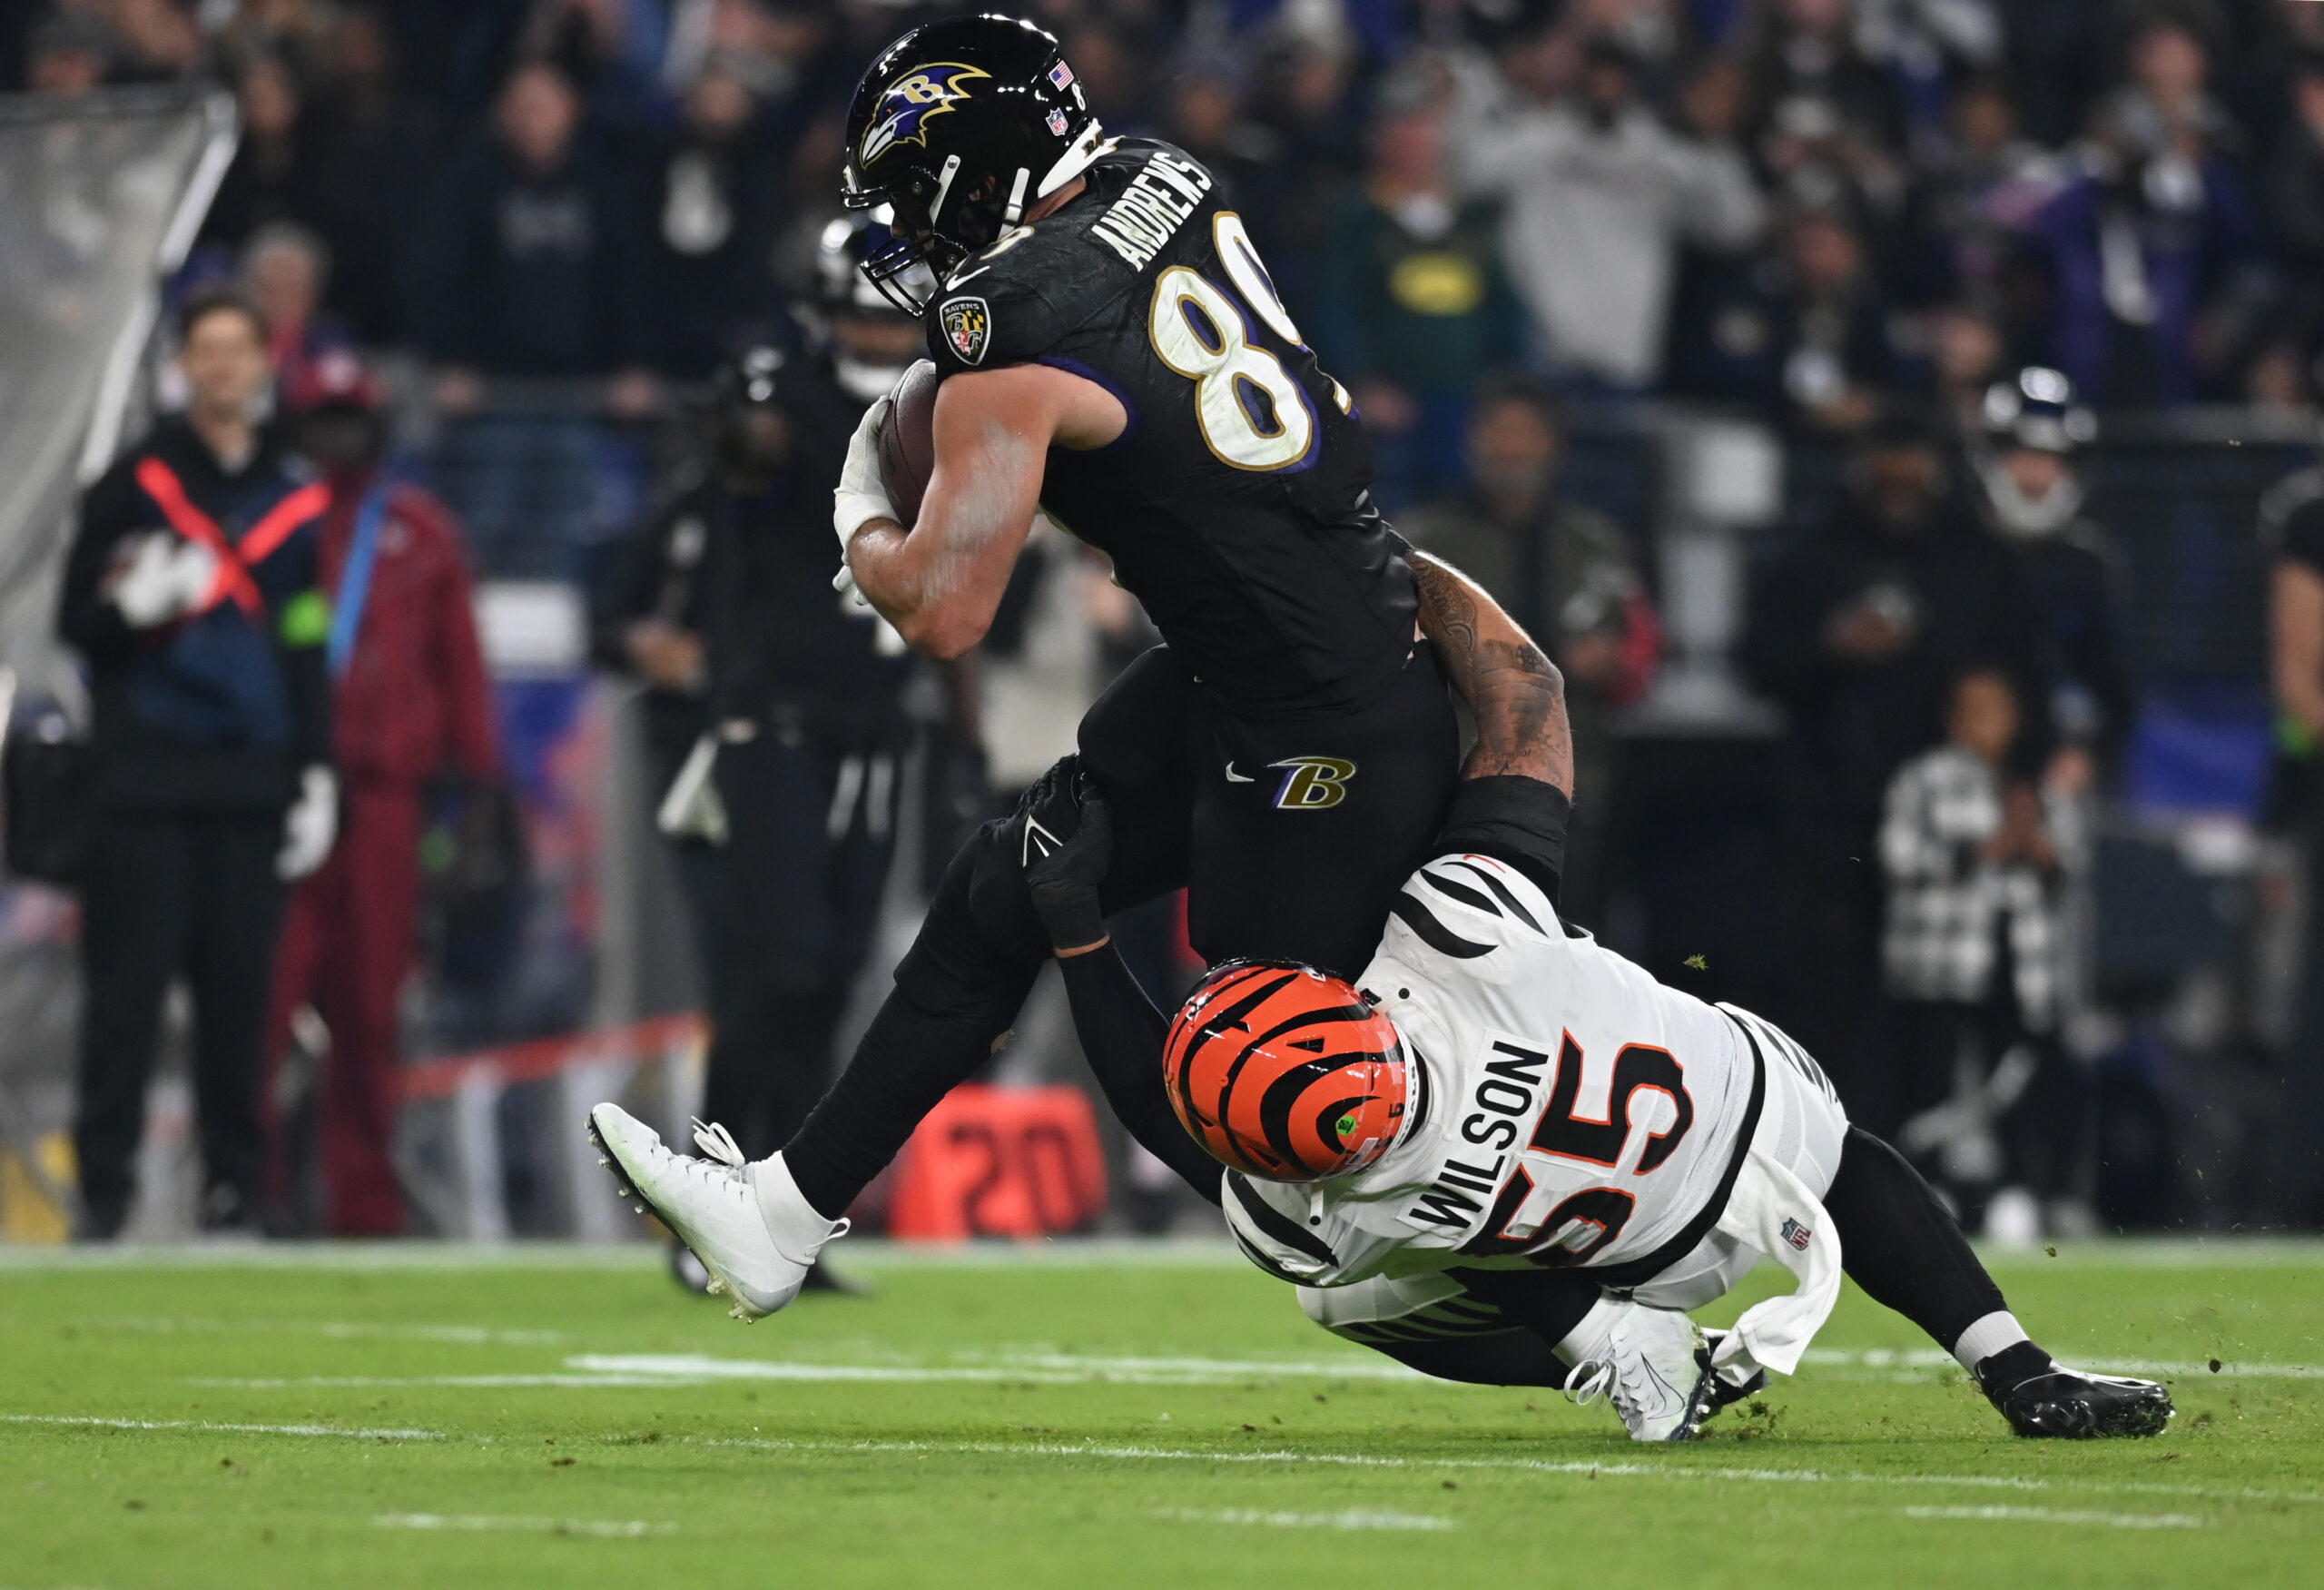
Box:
[1163,960,1408,1181]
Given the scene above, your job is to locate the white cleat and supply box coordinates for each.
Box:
[585,1103,847,1321]
[1562,1302,1717,1442]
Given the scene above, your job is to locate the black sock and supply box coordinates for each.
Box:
[1825,1126,2009,1351]
[781,989,1014,1219]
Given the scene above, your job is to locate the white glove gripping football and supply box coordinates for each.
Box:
[832,396,897,585]
[277,765,340,881]
[107,531,219,628]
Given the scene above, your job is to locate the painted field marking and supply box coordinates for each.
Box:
[375,1514,674,1538]
[187,1349,1434,1390]
[2,1414,439,1440]
[1903,1505,2203,1530]
[182,1343,2324,1391]
[689,1436,2317,1509]
[191,1375,697,1390]
[567,1351,1425,1384]
[1155,1506,1457,1531]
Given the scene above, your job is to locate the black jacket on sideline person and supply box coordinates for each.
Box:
[57,417,333,813]
[56,415,334,1237]
[593,371,901,762]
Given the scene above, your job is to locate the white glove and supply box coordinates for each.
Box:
[277,765,339,881]
[832,395,897,562]
[106,532,218,628]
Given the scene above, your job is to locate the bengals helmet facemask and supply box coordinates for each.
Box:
[840,14,1109,313]
[1163,960,1409,1181]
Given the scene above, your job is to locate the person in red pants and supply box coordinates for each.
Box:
[265,351,499,1234]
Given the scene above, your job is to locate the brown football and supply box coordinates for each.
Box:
[876,359,940,527]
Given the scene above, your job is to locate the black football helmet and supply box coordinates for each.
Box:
[813,211,926,322]
[806,212,930,403]
[841,13,1107,311]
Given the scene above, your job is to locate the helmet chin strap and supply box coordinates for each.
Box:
[1002,166,1030,226]
[927,153,962,232]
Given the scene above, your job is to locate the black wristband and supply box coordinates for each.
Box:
[1438,775,1571,904]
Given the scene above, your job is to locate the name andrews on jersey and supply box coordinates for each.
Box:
[1088,149,1212,268]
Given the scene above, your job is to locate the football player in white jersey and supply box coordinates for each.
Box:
[1014,553,2172,1445]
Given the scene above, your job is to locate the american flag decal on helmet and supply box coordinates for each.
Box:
[1048,61,1075,90]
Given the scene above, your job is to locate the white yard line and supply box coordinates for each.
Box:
[1902,1505,2203,1530]
[2,1414,439,1440]
[182,1342,2324,1391]
[191,1375,704,1389]
[189,1349,1434,1390]
[566,1351,1425,1384]
[686,1435,2322,1509]
[1154,1506,1458,1531]
[374,1513,674,1538]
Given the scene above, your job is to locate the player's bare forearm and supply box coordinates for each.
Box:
[849,366,1126,660]
[848,413,1045,659]
[1407,549,1574,795]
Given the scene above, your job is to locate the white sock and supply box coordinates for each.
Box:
[1951,1309,2035,1373]
[1552,1295,1628,1368]
[749,1151,846,1260]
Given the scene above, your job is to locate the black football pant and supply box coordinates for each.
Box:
[782,644,1459,1217]
[695,726,902,1162]
[75,805,287,1235]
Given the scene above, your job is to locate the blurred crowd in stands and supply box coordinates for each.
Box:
[18,0,2324,1243]
[17,0,2324,436]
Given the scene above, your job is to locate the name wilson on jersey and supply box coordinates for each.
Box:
[1089,151,1214,268]
[1405,1037,1548,1232]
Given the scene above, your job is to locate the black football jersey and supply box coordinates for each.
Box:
[921,138,1415,717]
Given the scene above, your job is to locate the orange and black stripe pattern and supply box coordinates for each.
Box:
[1163,961,1407,1181]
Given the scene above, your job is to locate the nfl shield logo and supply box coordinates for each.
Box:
[1047,108,1069,136]
[1781,1218,1813,1251]
[1048,62,1075,90]
[941,296,990,366]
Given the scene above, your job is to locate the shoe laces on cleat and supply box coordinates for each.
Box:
[692,1118,747,1170]
[1563,1359,1615,1410]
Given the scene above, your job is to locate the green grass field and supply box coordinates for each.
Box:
[0,1239,2318,1589]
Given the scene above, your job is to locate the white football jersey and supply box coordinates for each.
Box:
[1224,851,1761,1289]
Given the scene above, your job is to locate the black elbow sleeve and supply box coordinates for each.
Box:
[1437,775,1571,905]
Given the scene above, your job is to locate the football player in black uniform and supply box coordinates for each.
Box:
[590,14,1538,1317]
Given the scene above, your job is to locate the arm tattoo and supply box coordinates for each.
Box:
[1408,551,1574,793]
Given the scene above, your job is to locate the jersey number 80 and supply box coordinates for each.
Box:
[1148,215,1333,473]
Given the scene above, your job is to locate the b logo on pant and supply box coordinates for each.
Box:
[1268,756,1357,810]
